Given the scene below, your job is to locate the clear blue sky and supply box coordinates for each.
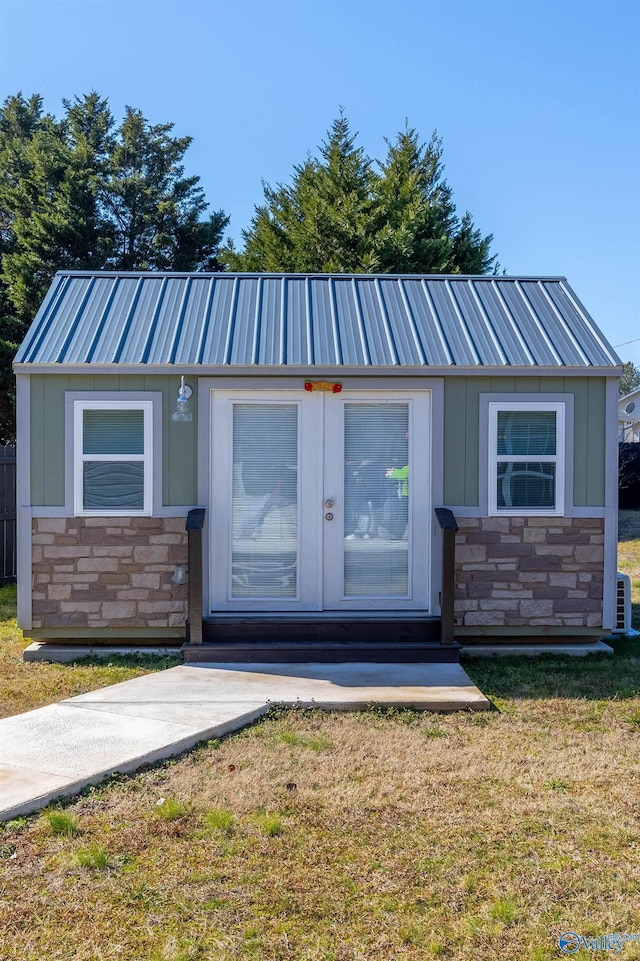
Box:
[1,0,639,365]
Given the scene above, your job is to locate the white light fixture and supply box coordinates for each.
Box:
[172,376,193,422]
[171,563,188,585]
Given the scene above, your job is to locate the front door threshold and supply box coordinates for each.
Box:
[205,611,438,622]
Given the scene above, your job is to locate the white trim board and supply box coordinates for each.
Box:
[479,393,574,518]
[444,506,607,518]
[16,374,32,630]
[30,506,196,518]
[207,387,433,615]
[14,363,623,378]
[64,391,163,516]
[602,377,621,630]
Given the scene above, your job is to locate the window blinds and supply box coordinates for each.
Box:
[231,404,299,598]
[83,409,145,454]
[343,403,409,597]
[496,410,557,509]
[497,411,556,456]
[82,408,146,510]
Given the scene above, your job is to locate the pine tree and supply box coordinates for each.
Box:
[2,94,115,324]
[371,127,458,273]
[231,116,497,276]
[0,92,229,440]
[230,115,375,272]
[620,360,640,396]
[102,107,227,271]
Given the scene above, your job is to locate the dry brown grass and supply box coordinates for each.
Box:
[2,691,640,961]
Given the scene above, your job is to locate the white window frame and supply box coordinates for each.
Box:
[74,399,154,516]
[488,401,565,516]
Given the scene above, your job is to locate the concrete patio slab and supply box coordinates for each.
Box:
[0,762,72,818]
[63,661,488,712]
[0,662,488,822]
[0,701,269,778]
[173,662,488,711]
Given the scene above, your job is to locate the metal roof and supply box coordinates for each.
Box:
[14,271,621,370]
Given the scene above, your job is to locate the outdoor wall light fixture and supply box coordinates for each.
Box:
[171,376,193,422]
[171,564,188,585]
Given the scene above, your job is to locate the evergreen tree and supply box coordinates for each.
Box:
[2,94,114,324]
[620,360,640,396]
[102,107,227,271]
[0,94,56,442]
[0,91,229,440]
[371,127,458,273]
[231,116,497,275]
[230,115,375,273]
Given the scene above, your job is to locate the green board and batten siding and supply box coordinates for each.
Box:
[442,376,606,506]
[29,374,606,510]
[30,375,198,507]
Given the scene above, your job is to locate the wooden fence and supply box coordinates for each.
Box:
[0,446,16,582]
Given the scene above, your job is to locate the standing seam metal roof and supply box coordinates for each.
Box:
[14,272,621,369]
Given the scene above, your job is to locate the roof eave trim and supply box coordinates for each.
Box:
[52,269,571,282]
[12,362,623,377]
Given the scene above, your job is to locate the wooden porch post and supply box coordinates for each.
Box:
[186,508,206,646]
[434,508,458,646]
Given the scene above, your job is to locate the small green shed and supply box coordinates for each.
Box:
[14,271,622,659]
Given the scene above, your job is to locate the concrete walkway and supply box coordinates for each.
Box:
[0,662,489,821]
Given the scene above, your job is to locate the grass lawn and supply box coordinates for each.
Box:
[0,516,639,960]
[0,585,181,720]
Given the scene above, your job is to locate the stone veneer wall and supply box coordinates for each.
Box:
[32,517,188,631]
[454,517,605,630]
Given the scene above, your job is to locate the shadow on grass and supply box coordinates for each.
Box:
[463,638,640,702]
[69,653,183,670]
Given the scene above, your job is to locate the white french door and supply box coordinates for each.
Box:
[209,389,431,613]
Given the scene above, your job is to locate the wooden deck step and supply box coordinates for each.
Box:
[183,615,458,663]
[198,616,441,645]
[184,640,459,664]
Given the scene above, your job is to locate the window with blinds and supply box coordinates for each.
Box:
[75,401,153,514]
[343,403,410,597]
[489,403,564,514]
[230,403,299,599]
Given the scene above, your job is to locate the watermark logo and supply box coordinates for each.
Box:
[559,931,640,954]
[559,932,582,954]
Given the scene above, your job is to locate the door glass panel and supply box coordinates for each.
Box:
[231,404,298,598]
[343,404,409,597]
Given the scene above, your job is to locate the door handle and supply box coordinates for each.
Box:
[325,499,334,508]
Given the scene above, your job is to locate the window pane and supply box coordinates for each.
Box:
[84,409,145,454]
[344,403,409,597]
[497,461,556,509]
[497,411,556,456]
[84,462,144,509]
[231,404,298,599]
